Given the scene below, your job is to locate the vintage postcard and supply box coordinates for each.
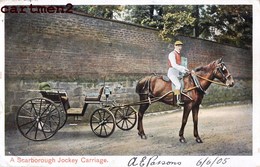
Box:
[1,0,259,166]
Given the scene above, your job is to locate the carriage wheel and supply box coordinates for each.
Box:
[90,108,115,138]
[57,104,67,130]
[16,98,60,141]
[113,106,137,131]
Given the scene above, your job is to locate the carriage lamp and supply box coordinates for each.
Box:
[104,86,111,99]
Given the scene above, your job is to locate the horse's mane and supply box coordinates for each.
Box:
[194,66,205,72]
[194,60,216,74]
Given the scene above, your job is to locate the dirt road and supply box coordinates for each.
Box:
[5,104,252,156]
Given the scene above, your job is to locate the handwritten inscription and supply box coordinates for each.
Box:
[128,156,181,167]
[196,157,230,167]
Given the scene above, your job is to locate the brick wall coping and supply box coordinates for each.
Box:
[72,10,251,50]
[72,10,159,31]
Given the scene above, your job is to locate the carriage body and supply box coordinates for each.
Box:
[16,86,137,141]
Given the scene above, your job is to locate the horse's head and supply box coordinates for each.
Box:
[213,58,234,87]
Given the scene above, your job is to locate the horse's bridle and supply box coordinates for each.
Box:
[213,62,231,83]
[191,62,230,87]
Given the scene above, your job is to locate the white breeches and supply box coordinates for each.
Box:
[167,68,181,90]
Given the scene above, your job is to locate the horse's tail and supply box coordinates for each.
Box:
[135,76,151,94]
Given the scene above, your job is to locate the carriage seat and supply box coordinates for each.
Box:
[40,91,70,110]
[85,86,104,101]
[39,82,70,109]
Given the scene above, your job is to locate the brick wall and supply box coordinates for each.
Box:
[5,11,252,128]
[5,12,252,81]
[5,12,171,81]
[177,36,252,79]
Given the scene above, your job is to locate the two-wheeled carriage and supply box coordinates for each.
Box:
[16,86,137,141]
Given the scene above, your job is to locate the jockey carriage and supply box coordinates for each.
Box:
[16,85,137,141]
[16,58,234,143]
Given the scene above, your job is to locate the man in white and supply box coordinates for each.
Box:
[167,40,189,105]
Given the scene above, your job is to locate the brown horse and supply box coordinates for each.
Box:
[135,58,234,143]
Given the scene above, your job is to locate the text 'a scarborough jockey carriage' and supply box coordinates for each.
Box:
[16,40,234,143]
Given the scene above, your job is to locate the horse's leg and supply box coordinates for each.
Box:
[179,105,192,143]
[192,105,203,143]
[137,103,149,139]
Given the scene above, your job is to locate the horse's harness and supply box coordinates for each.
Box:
[194,62,230,88]
[140,62,230,103]
[213,62,231,83]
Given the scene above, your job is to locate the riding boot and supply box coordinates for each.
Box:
[174,90,184,106]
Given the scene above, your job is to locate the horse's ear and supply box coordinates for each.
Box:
[217,57,223,64]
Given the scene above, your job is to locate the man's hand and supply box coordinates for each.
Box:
[184,68,190,75]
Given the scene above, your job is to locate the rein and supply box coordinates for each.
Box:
[123,91,173,106]
[194,73,228,87]
[136,67,229,105]
[183,71,228,93]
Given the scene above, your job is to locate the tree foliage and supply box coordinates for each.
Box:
[204,5,252,48]
[123,5,164,28]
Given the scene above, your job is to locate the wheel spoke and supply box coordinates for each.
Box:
[34,122,39,140]
[18,115,34,119]
[40,122,47,138]
[99,125,103,135]
[31,100,38,116]
[102,110,105,119]
[25,121,37,135]
[38,99,43,116]
[47,115,59,128]
[98,110,102,119]
[114,106,137,131]
[17,98,61,141]
[90,108,115,137]
[19,119,36,128]
[39,103,52,117]
[105,114,112,120]
[38,122,49,138]
[121,120,129,129]
[20,106,34,116]
[116,119,123,124]
[126,107,130,115]
[103,125,108,136]
[126,119,134,125]
[126,120,130,129]
[116,109,123,117]
[92,115,100,121]
[93,124,101,132]
[128,110,135,115]
[104,124,113,130]
[122,119,126,128]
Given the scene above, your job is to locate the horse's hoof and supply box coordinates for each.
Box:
[138,132,147,139]
[142,135,147,139]
[196,138,203,143]
[179,137,187,143]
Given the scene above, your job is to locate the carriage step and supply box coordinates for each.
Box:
[73,116,82,121]
[66,108,82,114]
